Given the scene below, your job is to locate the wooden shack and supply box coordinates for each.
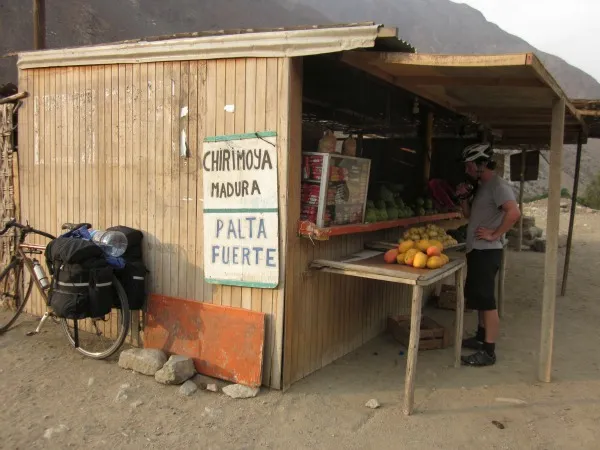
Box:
[15,23,589,391]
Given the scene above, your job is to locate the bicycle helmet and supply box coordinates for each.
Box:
[461,143,493,163]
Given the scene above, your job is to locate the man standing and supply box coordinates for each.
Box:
[456,143,521,366]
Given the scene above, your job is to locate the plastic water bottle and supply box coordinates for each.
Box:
[90,229,128,257]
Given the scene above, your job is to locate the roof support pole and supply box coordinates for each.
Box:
[560,129,584,296]
[538,97,565,383]
[517,149,526,251]
[33,0,46,50]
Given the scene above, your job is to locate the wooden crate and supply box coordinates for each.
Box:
[387,315,451,350]
[436,284,458,311]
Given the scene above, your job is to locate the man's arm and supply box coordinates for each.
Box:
[476,200,521,241]
[459,198,471,219]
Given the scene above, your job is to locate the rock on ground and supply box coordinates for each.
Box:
[192,374,227,392]
[155,355,196,385]
[365,399,380,409]
[222,384,260,399]
[118,348,167,376]
[43,424,69,439]
[115,383,131,402]
[179,380,199,397]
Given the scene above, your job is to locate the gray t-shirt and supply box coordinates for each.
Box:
[466,174,516,253]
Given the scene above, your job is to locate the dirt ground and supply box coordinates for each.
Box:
[1,199,600,450]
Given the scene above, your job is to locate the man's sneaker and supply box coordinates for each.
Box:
[462,336,483,350]
[461,350,496,367]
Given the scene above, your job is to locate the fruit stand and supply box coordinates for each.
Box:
[310,248,465,415]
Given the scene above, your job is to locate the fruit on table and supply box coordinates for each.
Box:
[416,239,431,252]
[384,249,399,264]
[440,254,450,265]
[426,246,441,257]
[404,248,419,265]
[397,252,406,264]
[429,240,443,251]
[412,252,428,269]
[427,255,444,269]
[398,240,415,253]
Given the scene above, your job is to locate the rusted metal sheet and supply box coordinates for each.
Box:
[145,294,266,388]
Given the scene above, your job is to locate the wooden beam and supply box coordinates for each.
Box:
[377,27,398,38]
[424,112,433,183]
[527,54,587,134]
[397,76,546,88]
[377,52,530,67]
[539,97,565,383]
[403,286,423,416]
[561,130,584,296]
[578,110,600,117]
[33,0,46,50]
[0,92,28,105]
[517,149,526,252]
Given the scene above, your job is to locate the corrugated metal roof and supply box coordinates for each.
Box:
[17,22,415,70]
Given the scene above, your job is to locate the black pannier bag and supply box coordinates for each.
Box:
[107,225,148,310]
[45,237,115,319]
[113,261,148,310]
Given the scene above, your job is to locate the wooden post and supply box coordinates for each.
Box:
[561,130,584,296]
[403,285,423,416]
[33,0,46,50]
[517,149,526,251]
[539,97,565,383]
[423,112,434,183]
[454,266,465,368]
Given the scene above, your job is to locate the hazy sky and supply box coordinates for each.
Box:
[452,0,600,83]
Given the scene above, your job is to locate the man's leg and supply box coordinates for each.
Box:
[461,250,502,366]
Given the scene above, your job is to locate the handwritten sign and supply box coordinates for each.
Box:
[202,132,279,288]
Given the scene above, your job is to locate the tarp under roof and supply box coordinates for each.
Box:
[341,51,587,146]
[17,22,413,70]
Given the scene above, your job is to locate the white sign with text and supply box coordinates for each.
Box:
[202,132,279,288]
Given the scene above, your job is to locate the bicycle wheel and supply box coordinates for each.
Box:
[0,259,34,332]
[60,276,130,359]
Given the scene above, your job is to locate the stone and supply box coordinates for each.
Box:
[155,355,196,385]
[365,399,380,409]
[130,400,144,409]
[495,397,527,406]
[179,380,199,397]
[115,383,131,402]
[192,374,227,391]
[531,239,547,253]
[87,377,95,387]
[118,348,167,376]
[44,424,69,439]
[222,384,260,399]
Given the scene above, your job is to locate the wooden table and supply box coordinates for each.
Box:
[365,240,508,318]
[310,250,466,416]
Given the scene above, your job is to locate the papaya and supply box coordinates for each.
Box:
[426,246,441,257]
[397,252,406,265]
[427,256,444,269]
[412,252,428,269]
[416,239,431,252]
[384,249,399,264]
[398,240,415,254]
[429,239,444,251]
[404,248,419,265]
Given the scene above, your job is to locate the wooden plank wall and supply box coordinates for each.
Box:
[282,58,434,387]
[17,57,291,388]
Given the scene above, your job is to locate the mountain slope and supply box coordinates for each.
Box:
[287,0,600,98]
[0,0,329,82]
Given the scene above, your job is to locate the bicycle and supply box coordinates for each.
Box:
[0,219,130,359]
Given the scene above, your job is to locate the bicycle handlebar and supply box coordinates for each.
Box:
[0,218,55,240]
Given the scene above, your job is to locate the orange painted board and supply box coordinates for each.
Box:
[144,294,266,388]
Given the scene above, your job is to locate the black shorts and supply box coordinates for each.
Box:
[465,249,502,311]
